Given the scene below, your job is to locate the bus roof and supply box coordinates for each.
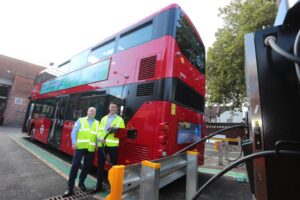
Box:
[37,67,63,77]
[57,4,182,68]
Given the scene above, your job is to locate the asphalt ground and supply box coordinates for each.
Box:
[160,171,252,200]
[0,127,100,200]
[0,127,67,200]
[0,126,252,200]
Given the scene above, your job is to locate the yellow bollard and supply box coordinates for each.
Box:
[214,141,220,151]
[187,150,199,156]
[105,165,125,200]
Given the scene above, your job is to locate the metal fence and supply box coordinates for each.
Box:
[106,151,198,200]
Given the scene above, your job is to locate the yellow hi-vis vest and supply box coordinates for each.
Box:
[77,117,99,152]
[97,115,125,147]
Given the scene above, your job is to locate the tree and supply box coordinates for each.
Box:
[206,0,277,111]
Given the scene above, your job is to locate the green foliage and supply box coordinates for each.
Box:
[206,0,277,110]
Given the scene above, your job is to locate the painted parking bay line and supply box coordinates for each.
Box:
[9,135,107,199]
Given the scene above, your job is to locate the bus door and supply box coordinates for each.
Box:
[22,101,34,133]
[60,93,109,155]
[48,95,68,147]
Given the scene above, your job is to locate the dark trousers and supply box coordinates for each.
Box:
[96,147,118,190]
[67,149,94,191]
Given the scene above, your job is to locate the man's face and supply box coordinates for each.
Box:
[87,107,96,118]
[109,103,118,115]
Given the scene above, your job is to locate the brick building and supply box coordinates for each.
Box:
[0,54,45,126]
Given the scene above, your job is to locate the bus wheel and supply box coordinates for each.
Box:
[30,127,36,142]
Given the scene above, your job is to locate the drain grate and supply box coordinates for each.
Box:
[45,182,111,200]
[45,187,96,200]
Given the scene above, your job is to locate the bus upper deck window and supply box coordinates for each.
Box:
[88,40,115,64]
[118,22,153,51]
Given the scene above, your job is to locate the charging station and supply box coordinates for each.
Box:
[244,1,300,199]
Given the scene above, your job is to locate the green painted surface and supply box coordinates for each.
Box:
[40,59,110,94]
[15,136,108,197]
[198,167,249,182]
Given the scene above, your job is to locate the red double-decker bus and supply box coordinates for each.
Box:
[22,3,206,165]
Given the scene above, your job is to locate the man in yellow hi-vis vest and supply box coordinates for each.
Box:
[93,102,125,193]
[63,107,98,197]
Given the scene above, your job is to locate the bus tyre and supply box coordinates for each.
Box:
[30,127,36,142]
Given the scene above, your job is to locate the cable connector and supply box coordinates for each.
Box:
[264,35,277,46]
[264,35,300,63]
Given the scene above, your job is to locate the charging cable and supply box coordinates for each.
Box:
[191,149,300,200]
[265,32,300,84]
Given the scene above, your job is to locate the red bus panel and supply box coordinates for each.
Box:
[33,118,51,144]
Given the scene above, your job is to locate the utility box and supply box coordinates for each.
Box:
[244,1,300,199]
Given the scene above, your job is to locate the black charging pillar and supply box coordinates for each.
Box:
[244,1,300,199]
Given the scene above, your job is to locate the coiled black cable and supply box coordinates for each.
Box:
[191,150,300,200]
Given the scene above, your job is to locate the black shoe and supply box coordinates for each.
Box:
[102,182,110,190]
[78,183,87,191]
[62,190,73,197]
[91,188,103,194]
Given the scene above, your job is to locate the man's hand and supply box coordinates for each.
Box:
[72,144,77,149]
[99,139,106,144]
[107,127,119,133]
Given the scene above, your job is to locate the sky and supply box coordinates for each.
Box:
[0,0,231,67]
